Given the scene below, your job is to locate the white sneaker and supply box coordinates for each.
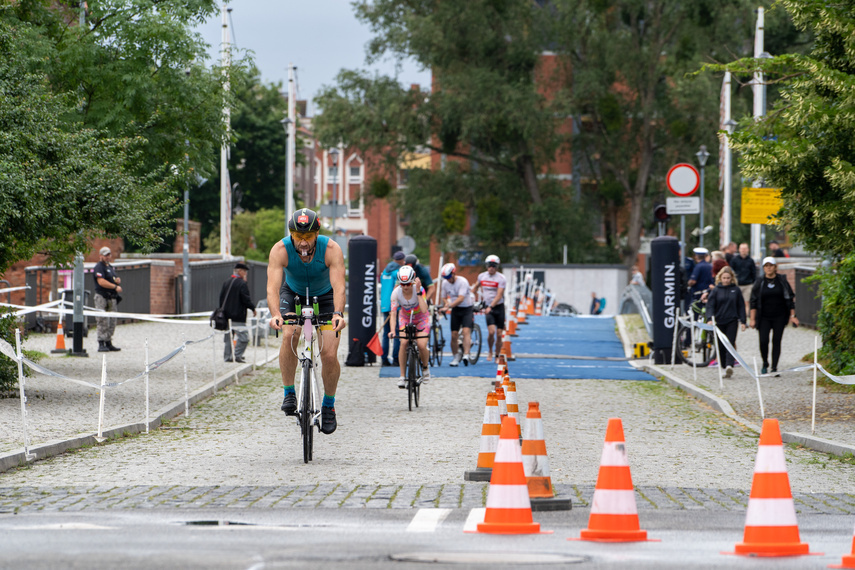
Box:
[725,366,733,378]
[421,369,430,383]
[450,354,461,367]
[462,354,469,367]
[397,377,406,389]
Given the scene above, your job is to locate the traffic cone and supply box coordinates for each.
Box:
[495,386,507,418]
[571,418,654,542]
[495,354,507,383]
[729,419,813,557]
[516,306,527,325]
[464,392,500,482]
[507,315,518,336]
[475,416,551,535]
[521,402,570,511]
[830,522,855,568]
[51,320,67,353]
[500,330,515,361]
[505,380,520,439]
[534,294,543,316]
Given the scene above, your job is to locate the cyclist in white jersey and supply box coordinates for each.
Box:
[439,263,474,366]
[471,255,506,361]
[388,266,430,387]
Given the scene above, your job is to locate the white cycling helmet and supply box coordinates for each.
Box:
[397,265,416,285]
[485,254,500,266]
[441,263,456,279]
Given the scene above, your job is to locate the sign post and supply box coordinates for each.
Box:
[666,163,700,261]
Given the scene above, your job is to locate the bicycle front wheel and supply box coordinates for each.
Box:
[469,323,482,364]
[301,364,313,463]
[676,323,713,367]
[430,322,444,367]
[407,349,418,411]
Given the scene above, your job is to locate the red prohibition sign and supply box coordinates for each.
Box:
[666,163,700,197]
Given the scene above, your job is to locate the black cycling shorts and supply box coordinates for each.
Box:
[450,305,474,332]
[485,303,505,330]
[280,283,335,315]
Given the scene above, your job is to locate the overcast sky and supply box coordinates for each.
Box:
[194,1,431,116]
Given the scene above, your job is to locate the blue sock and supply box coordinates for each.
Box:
[284,385,295,396]
[322,394,335,408]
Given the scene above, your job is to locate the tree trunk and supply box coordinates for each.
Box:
[517,151,543,206]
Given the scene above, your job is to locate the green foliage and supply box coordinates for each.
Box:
[0,311,32,392]
[208,207,286,261]
[815,256,855,375]
[715,1,855,259]
[0,16,174,272]
[442,201,467,234]
[369,177,394,200]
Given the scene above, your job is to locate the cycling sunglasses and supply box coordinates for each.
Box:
[291,231,318,242]
[486,262,498,268]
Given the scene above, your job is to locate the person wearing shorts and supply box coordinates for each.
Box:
[267,208,346,435]
[388,265,430,388]
[471,254,506,361]
[439,263,474,367]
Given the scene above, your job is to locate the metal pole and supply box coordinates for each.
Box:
[219,3,232,259]
[699,164,705,248]
[71,253,88,356]
[331,149,339,236]
[680,215,686,260]
[183,187,190,314]
[722,72,733,245]
[750,7,765,261]
[287,64,296,221]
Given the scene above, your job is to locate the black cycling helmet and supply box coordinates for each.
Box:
[404,254,418,266]
[288,208,321,233]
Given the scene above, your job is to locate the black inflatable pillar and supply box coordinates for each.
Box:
[346,235,377,365]
[651,236,680,364]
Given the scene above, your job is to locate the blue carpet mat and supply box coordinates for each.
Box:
[376,315,656,381]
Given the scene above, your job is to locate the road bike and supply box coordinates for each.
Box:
[427,304,445,367]
[397,312,427,411]
[282,298,334,463]
[676,293,716,367]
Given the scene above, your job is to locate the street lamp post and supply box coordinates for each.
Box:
[280,117,291,235]
[695,144,710,247]
[329,148,339,236]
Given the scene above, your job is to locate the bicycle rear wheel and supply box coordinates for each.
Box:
[676,323,714,367]
[469,323,482,364]
[430,322,444,366]
[301,365,313,463]
[407,349,417,411]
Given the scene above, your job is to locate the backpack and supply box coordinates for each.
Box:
[597,298,606,314]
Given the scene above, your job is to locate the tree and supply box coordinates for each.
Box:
[314,1,598,261]
[0,17,173,272]
[551,0,760,266]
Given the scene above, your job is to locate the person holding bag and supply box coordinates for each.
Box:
[705,266,746,378]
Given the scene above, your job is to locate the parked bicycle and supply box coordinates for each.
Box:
[676,292,716,367]
[282,300,334,463]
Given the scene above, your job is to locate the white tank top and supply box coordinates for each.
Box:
[391,286,421,312]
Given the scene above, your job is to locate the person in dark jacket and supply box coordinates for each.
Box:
[220,262,257,363]
[749,257,799,375]
[729,242,757,303]
[705,266,746,378]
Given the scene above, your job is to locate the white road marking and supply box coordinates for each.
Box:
[406,508,452,532]
[463,508,486,533]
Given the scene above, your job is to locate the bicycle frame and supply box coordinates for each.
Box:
[295,306,321,430]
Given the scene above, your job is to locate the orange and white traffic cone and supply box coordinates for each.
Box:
[505,380,520,439]
[830,522,855,568]
[495,354,507,383]
[521,402,571,510]
[534,294,543,316]
[465,392,500,482]
[516,305,527,325]
[571,418,654,542]
[506,315,518,336]
[500,330,515,361]
[729,418,813,557]
[51,320,67,353]
[475,416,551,535]
[495,386,507,419]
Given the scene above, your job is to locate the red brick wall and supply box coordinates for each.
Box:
[150,262,177,314]
[173,220,202,254]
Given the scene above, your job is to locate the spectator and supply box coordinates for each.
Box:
[729,242,757,302]
[706,266,746,378]
[749,257,798,375]
[92,246,122,352]
[629,265,645,286]
[220,262,256,363]
[724,241,737,263]
[380,251,406,366]
[404,254,436,302]
[687,248,713,300]
[710,250,728,279]
[768,240,788,258]
[590,292,602,315]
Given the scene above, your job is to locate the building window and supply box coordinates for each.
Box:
[350,166,361,178]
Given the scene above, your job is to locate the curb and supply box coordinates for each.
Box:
[615,316,855,459]
[0,354,279,474]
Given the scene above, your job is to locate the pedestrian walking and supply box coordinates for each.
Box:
[749,257,798,375]
[705,267,746,378]
[729,242,757,303]
[92,246,122,352]
[220,262,256,363]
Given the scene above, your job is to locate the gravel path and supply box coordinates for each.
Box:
[1,319,854,492]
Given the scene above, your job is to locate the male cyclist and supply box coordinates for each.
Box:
[439,263,474,366]
[388,265,431,387]
[267,208,346,435]
[471,255,506,362]
[404,254,436,302]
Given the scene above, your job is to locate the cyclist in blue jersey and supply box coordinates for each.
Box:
[267,208,346,435]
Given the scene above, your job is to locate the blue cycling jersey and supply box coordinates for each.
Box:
[282,235,332,296]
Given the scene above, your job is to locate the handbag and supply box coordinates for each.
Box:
[211,278,237,331]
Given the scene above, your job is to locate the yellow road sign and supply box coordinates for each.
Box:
[741,187,782,224]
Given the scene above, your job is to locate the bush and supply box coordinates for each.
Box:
[816,255,855,375]
[0,310,26,393]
